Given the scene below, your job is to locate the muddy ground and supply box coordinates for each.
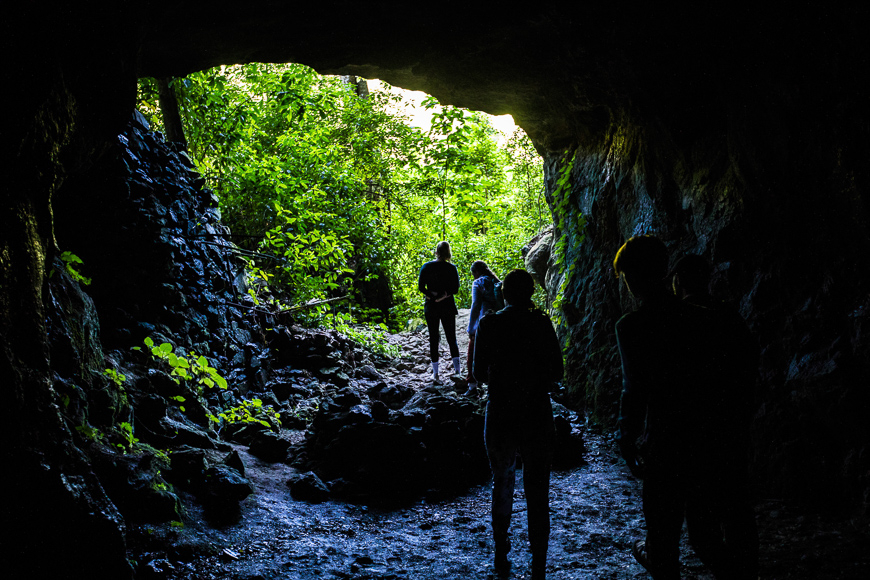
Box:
[130,311,870,579]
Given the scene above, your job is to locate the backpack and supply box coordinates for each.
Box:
[482,276,506,311]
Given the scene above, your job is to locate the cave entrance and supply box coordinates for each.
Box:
[136,62,548,335]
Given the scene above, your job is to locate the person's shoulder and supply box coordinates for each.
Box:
[477,310,498,330]
[678,299,723,325]
[531,307,556,330]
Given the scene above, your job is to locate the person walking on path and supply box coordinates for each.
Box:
[418,240,461,382]
[473,269,563,579]
[614,236,758,580]
[464,260,501,397]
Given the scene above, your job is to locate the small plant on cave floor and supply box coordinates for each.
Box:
[326,311,400,359]
[208,398,281,433]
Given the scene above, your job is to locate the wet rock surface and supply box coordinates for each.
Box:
[129,433,870,580]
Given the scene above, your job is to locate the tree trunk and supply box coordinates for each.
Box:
[157,78,188,149]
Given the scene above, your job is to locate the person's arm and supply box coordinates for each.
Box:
[615,316,646,477]
[468,279,483,334]
[472,316,492,384]
[447,263,460,296]
[539,314,564,385]
[418,264,434,299]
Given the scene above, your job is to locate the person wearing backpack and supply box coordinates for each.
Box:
[472,269,563,578]
[464,260,502,397]
[417,241,461,382]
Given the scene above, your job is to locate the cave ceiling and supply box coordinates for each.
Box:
[131,2,852,152]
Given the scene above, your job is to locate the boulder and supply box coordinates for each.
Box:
[523,229,554,290]
[90,447,181,524]
[287,471,331,503]
[165,446,208,489]
[248,430,293,463]
[199,464,254,506]
[222,449,247,477]
[355,365,383,380]
[366,381,413,410]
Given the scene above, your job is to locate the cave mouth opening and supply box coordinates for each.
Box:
[132,61,550,334]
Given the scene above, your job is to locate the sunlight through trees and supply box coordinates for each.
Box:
[138,63,547,332]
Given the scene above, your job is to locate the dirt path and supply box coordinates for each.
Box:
[130,315,870,579]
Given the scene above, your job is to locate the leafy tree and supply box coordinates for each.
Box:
[137,63,548,332]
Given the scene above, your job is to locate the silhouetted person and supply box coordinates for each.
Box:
[418,241,461,382]
[473,269,563,579]
[672,254,760,579]
[464,260,501,397]
[614,236,757,580]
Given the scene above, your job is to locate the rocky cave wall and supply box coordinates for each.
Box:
[4,3,870,578]
[526,93,870,512]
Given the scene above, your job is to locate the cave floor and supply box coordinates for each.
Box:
[129,432,870,580]
[129,310,870,579]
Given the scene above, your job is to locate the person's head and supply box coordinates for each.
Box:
[470,260,498,280]
[434,241,451,261]
[613,235,669,298]
[502,269,535,306]
[671,254,711,298]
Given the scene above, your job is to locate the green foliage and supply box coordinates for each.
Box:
[103,367,129,406]
[141,337,228,397]
[75,423,103,442]
[103,368,126,387]
[208,398,281,431]
[137,64,548,331]
[116,421,139,451]
[327,311,400,358]
[56,251,92,285]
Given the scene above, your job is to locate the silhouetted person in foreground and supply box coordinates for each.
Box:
[418,240,461,382]
[614,236,758,580]
[671,254,760,579]
[473,269,563,579]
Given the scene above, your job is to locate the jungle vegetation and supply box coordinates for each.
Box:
[138,63,547,336]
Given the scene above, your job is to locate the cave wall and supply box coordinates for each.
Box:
[543,84,870,511]
[3,3,870,577]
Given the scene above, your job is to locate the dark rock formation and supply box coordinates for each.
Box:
[533,86,870,514]
[5,3,870,578]
[287,470,331,503]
